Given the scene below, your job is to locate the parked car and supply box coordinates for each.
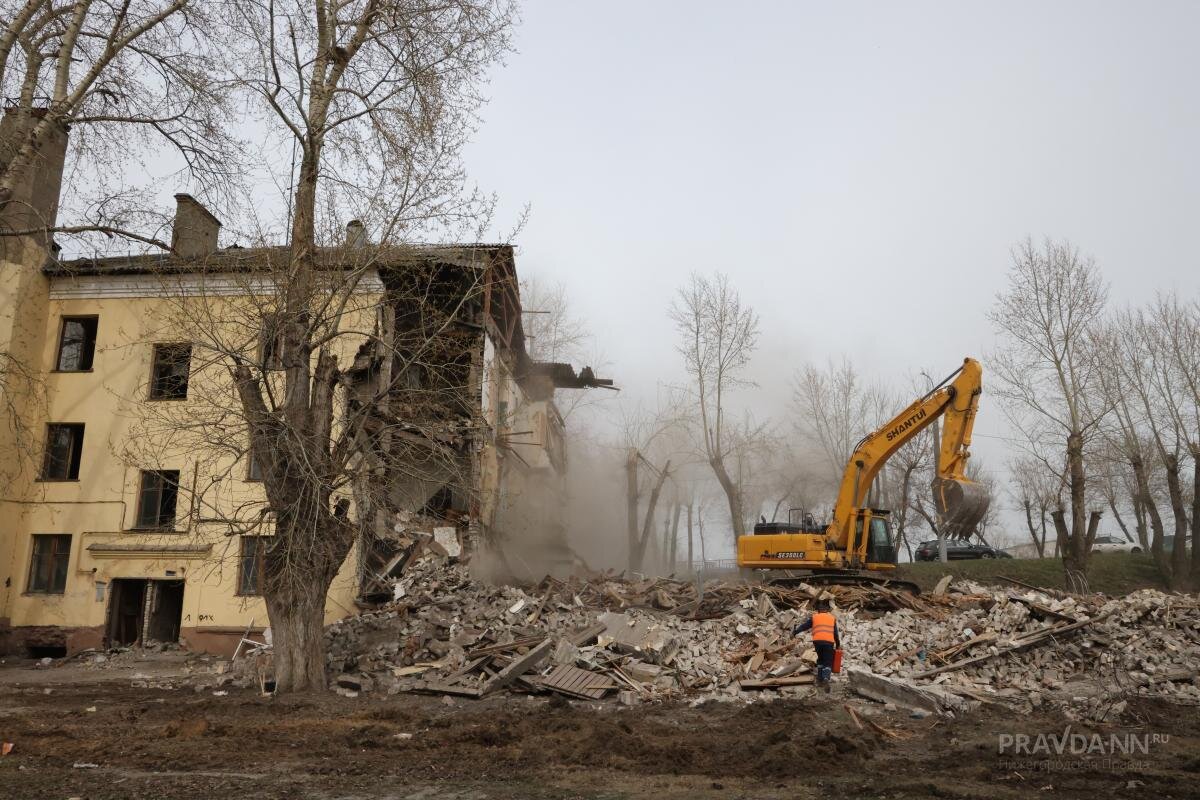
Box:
[1091,534,1142,554]
[914,539,1012,561]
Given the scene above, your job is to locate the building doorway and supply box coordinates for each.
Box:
[106,579,185,647]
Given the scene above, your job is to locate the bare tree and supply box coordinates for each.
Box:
[1102,305,1192,588]
[617,393,690,573]
[792,357,891,486]
[1008,453,1062,558]
[1147,294,1200,581]
[0,0,238,250]
[989,237,1110,584]
[126,0,517,692]
[670,272,759,539]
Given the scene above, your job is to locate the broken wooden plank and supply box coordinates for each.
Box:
[440,655,491,685]
[843,704,865,730]
[480,639,553,695]
[410,682,484,698]
[466,636,543,659]
[913,612,1110,679]
[998,575,1063,598]
[538,664,617,700]
[738,674,815,690]
[567,623,606,647]
[879,644,924,670]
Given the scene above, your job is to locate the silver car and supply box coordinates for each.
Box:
[1091,534,1142,554]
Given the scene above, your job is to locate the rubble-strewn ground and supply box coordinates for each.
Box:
[2,672,1200,800]
[4,561,1198,798]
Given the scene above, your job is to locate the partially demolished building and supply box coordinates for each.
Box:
[0,106,608,657]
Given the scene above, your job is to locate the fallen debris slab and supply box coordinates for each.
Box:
[847,668,978,715]
[482,639,553,695]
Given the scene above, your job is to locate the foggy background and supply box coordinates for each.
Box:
[466,1,1200,563]
[55,1,1200,564]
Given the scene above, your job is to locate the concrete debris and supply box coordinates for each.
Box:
[847,667,977,715]
[319,555,1200,718]
[433,527,462,559]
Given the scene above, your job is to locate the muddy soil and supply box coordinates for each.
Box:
[1,672,1198,799]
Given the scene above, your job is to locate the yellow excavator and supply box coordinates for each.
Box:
[736,357,989,593]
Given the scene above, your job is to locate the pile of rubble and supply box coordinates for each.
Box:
[844,581,1200,720]
[322,551,1200,719]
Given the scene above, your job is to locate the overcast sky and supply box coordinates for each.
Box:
[455,0,1200,542]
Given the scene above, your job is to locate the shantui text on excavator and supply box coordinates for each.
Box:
[736,357,990,594]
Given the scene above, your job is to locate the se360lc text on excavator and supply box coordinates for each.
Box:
[736,357,990,594]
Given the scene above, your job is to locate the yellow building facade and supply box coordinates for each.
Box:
[0,108,586,657]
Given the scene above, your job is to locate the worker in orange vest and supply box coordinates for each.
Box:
[793,597,841,690]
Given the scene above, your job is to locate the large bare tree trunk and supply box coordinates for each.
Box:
[1131,491,1149,550]
[264,572,331,692]
[1023,500,1045,558]
[710,455,745,541]
[668,503,681,571]
[1162,454,1191,590]
[1063,433,1091,577]
[626,449,639,572]
[630,460,670,572]
[1192,449,1200,587]
[686,502,694,572]
[1132,457,1169,576]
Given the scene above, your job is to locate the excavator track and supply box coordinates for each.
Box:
[764,571,922,596]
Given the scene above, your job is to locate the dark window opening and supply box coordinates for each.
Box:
[149,343,192,400]
[135,470,180,530]
[422,486,453,518]
[55,316,98,371]
[27,533,72,593]
[27,645,67,659]
[247,449,263,481]
[239,536,266,595]
[41,423,84,480]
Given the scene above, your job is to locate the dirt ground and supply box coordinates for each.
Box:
[1,658,1199,800]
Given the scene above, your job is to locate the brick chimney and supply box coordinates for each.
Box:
[171,194,221,258]
[346,219,366,248]
[0,107,69,239]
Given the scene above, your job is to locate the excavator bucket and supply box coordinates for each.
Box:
[931,477,990,539]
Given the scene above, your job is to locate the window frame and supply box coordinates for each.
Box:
[148,342,193,401]
[246,449,264,482]
[26,534,72,594]
[53,315,99,372]
[237,536,266,596]
[39,423,85,481]
[133,469,181,531]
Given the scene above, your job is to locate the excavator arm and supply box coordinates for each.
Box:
[829,357,987,552]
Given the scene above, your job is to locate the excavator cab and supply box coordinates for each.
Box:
[854,509,897,567]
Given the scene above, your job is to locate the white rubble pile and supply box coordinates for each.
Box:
[323,557,1200,716]
[842,583,1200,719]
[324,554,815,700]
